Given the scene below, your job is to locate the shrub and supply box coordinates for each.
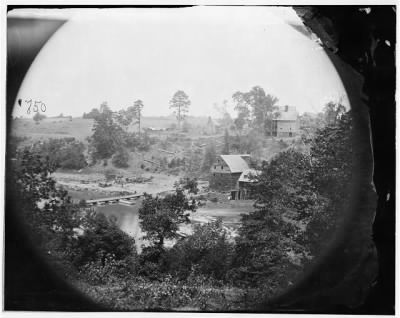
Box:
[79,253,137,285]
[166,220,234,281]
[104,169,117,182]
[112,148,130,168]
[73,213,137,268]
[210,197,218,203]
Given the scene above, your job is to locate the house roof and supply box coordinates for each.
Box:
[273,111,298,121]
[238,169,261,182]
[220,155,250,173]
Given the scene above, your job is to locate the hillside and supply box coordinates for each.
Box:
[10,115,213,141]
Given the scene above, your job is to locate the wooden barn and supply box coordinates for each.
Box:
[209,154,251,191]
[230,169,261,200]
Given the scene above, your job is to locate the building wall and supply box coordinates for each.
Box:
[210,172,242,191]
[275,120,298,137]
[210,158,230,173]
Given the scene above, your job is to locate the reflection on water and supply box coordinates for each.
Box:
[96,204,144,252]
[96,203,251,252]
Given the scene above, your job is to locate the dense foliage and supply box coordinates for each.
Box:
[28,138,87,170]
[139,189,197,248]
[9,103,358,310]
[167,219,234,281]
[232,86,279,136]
[89,102,155,165]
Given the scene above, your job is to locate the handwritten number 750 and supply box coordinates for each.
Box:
[23,99,46,114]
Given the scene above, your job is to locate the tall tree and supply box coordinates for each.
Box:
[305,111,353,254]
[232,91,251,125]
[202,141,217,172]
[234,86,279,136]
[323,101,346,126]
[222,128,230,154]
[169,90,190,130]
[133,100,144,136]
[214,100,233,128]
[91,103,125,160]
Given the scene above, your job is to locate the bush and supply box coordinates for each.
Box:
[29,138,87,170]
[210,197,218,203]
[112,148,130,168]
[73,213,137,268]
[79,253,137,285]
[166,220,234,281]
[59,143,87,169]
[104,169,117,181]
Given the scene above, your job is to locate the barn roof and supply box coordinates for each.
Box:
[220,155,250,173]
[273,111,298,121]
[238,169,261,182]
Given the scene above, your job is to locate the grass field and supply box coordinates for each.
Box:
[10,115,213,141]
[11,117,95,141]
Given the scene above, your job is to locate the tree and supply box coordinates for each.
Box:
[90,103,126,160]
[83,108,100,119]
[251,149,322,221]
[233,207,301,288]
[233,86,279,136]
[112,147,130,168]
[305,111,352,254]
[232,91,251,124]
[167,219,234,280]
[104,168,117,182]
[169,90,190,130]
[133,100,144,136]
[118,101,145,135]
[323,101,347,126]
[10,149,80,248]
[33,112,46,124]
[222,128,230,154]
[262,93,279,136]
[74,212,136,267]
[29,138,87,170]
[58,141,87,169]
[139,189,197,249]
[202,142,216,172]
[214,100,233,128]
[176,177,199,195]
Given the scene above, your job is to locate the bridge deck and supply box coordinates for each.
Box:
[86,193,143,204]
[86,189,174,204]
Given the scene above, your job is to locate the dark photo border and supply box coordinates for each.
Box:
[4,5,395,314]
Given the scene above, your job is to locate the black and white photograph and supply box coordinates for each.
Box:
[3,3,396,314]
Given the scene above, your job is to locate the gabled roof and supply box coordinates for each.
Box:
[220,155,250,173]
[238,169,261,182]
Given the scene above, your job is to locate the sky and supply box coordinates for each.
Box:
[10,7,350,119]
